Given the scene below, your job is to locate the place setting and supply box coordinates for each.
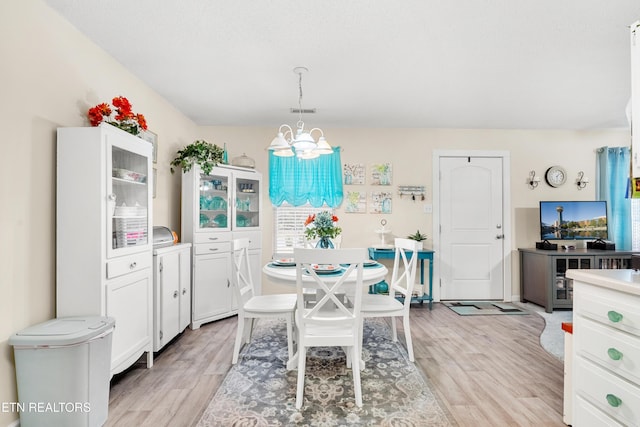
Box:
[340,259,383,269]
[268,257,296,268]
[304,264,344,275]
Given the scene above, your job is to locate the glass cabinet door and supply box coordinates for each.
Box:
[198,172,231,231]
[233,173,260,230]
[107,139,151,258]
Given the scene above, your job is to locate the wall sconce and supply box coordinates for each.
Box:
[527,170,540,189]
[576,171,589,189]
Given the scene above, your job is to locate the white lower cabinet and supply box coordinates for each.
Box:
[105,268,153,373]
[191,241,235,329]
[568,269,640,426]
[153,244,192,351]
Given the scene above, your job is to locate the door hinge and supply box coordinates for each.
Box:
[159,331,163,339]
[159,261,163,273]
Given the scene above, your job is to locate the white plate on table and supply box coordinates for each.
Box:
[272,258,295,267]
[310,264,343,274]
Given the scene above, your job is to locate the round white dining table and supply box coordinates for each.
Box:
[263,260,388,371]
[263,262,388,287]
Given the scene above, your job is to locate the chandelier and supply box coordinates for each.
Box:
[268,67,333,159]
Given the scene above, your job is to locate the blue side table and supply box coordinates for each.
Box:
[368,247,435,310]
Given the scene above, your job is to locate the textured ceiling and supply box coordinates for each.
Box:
[44,0,640,130]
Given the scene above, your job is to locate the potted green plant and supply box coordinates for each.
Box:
[170,140,224,175]
[407,230,427,249]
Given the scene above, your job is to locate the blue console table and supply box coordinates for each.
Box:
[367,247,435,310]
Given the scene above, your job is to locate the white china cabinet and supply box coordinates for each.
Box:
[153,243,191,351]
[56,123,153,375]
[181,165,262,329]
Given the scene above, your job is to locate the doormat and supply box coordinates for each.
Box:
[443,301,530,316]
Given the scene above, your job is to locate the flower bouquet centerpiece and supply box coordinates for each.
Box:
[304,211,342,249]
[88,96,148,136]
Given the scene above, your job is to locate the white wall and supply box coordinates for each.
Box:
[202,126,630,296]
[0,2,200,425]
[0,1,631,425]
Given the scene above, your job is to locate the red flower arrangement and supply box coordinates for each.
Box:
[304,211,341,240]
[88,96,148,136]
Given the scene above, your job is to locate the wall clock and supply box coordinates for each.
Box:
[545,166,567,187]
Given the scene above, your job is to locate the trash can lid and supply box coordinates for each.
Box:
[9,316,115,347]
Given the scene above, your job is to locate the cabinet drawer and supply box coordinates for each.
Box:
[575,356,640,426]
[107,253,151,279]
[195,232,231,244]
[574,395,624,427]
[575,282,640,337]
[576,316,640,385]
[194,241,231,255]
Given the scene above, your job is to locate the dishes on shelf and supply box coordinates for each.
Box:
[113,168,146,183]
[114,204,147,217]
[200,196,227,211]
[213,214,227,228]
[209,196,226,210]
[199,213,209,228]
[236,215,249,227]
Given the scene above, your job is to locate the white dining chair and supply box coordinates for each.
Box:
[231,238,297,366]
[302,235,343,307]
[293,247,368,409]
[360,238,421,362]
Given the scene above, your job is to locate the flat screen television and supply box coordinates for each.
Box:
[539,201,608,240]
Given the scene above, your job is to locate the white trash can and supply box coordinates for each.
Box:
[9,316,115,427]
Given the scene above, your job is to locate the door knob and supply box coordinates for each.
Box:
[496,234,505,239]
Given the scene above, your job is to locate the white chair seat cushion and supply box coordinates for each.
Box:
[244,294,297,313]
[361,294,404,312]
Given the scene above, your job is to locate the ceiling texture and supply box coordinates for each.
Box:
[45,0,640,130]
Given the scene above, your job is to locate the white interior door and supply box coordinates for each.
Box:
[438,156,505,300]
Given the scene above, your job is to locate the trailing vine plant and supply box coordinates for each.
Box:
[170,140,224,175]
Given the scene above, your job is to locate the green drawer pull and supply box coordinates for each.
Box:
[607,311,624,323]
[606,394,622,407]
[607,348,623,361]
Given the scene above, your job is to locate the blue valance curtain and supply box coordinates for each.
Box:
[269,146,344,208]
[596,146,631,250]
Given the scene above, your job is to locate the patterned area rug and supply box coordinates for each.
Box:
[443,301,530,316]
[197,318,455,426]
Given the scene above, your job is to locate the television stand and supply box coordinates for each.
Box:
[518,247,638,312]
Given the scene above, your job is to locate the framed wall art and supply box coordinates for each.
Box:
[345,191,367,213]
[370,191,392,213]
[140,129,158,163]
[371,162,392,185]
[343,163,365,185]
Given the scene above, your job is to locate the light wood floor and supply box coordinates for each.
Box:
[105,303,565,427]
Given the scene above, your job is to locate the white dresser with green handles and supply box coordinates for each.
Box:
[566,269,640,426]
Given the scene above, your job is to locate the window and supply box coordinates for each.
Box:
[273,203,327,255]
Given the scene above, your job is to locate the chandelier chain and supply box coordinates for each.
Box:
[297,70,304,128]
